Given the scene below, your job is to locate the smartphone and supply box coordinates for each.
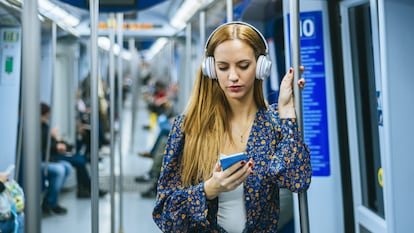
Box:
[220,152,247,170]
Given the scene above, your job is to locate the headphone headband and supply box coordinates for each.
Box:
[204,21,269,56]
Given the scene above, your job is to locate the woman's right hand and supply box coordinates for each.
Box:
[204,160,254,200]
[278,66,305,118]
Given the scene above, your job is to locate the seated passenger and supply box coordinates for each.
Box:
[41,103,107,198]
[75,88,109,162]
[39,104,72,214]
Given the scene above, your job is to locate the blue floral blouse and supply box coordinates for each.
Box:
[152,104,312,232]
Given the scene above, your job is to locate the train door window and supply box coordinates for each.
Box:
[348,3,384,218]
[341,0,386,232]
[360,225,372,233]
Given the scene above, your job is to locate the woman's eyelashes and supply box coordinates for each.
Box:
[217,63,250,72]
[239,64,249,70]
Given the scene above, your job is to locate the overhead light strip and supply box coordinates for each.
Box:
[38,0,80,27]
[144,37,168,60]
[8,0,80,28]
[170,0,215,30]
[98,36,132,60]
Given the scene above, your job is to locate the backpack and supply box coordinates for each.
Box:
[0,186,13,221]
[6,180,24,213]
[0,180,24,233]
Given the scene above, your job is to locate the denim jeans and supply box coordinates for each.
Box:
[41,161,72,207]
[53,153,90,191]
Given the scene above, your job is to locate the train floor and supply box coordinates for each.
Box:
[42,93,162,233]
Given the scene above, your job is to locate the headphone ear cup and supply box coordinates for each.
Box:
[256,55,272,80]
[202,56,217,79]
[201,56,209,77]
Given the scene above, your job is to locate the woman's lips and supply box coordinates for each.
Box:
[228,86,242,92]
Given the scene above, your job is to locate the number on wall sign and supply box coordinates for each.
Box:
[300,18,315,38]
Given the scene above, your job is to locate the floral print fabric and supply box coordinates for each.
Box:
[153,104,312,232]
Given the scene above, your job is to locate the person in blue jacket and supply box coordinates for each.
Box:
[152,21,311,232]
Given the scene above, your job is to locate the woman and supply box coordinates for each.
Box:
[152,21,311,232]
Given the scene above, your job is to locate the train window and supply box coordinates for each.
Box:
[360,224,373,233]
[348,3,385,218]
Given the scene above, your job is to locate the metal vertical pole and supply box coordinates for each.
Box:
[89,0,100,233]
[170,41,176,84]
[22,0,41,232]
[199,10,206,51]
[129,38,138,153]
[44,22,58,179]
[108,13,116,233]
[50,22,57,111]
[290,1,310,233]
[116,12,124,233]
[128,38,140,109]
[226,0,233,22]
[15,107,23,181]
[129,39,138,86]
[185,23,192,98]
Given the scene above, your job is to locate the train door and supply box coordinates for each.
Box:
[0,26,22,174]
[340,1,386,232]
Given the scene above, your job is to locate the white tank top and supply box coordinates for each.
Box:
[217,184,246,233]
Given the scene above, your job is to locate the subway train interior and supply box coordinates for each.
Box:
[0,0,413,232]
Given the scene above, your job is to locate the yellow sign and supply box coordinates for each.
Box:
[98,22,162,30]
[378,168,383,187]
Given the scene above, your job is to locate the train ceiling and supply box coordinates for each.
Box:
[57,0,169,13]
[0,0,282,53]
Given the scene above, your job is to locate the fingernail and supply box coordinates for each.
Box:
[289,68,293,74]
[241,161,246,165]
[248,162,253,167]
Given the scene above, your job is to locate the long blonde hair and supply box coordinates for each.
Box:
[181,23,268,186]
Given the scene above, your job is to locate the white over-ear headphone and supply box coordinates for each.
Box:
[201,21,272,80]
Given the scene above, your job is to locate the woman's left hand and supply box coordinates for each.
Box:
[204,160,254,200]
[278,66,305,118]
